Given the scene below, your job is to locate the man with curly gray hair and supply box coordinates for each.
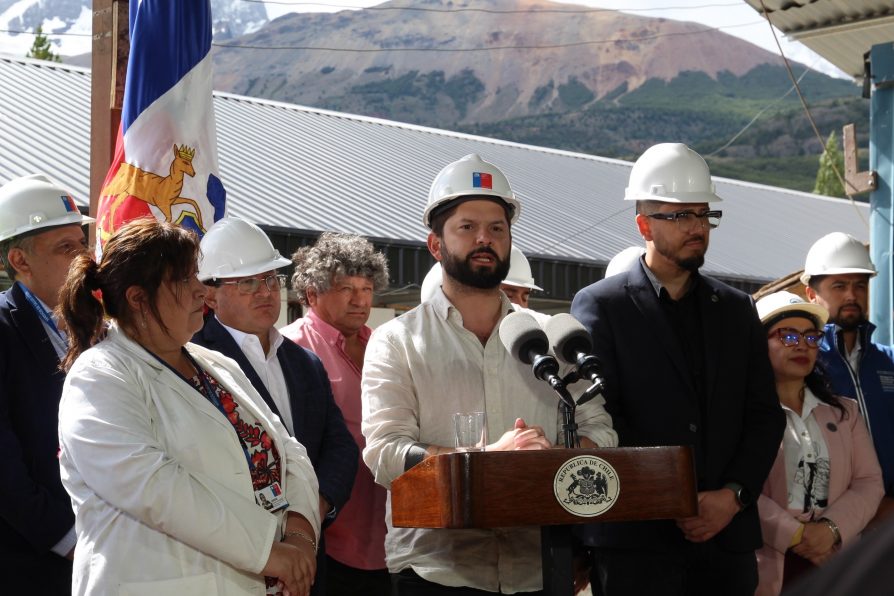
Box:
[282,232,390,596]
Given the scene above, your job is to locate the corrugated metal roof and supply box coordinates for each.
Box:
[743,0,894,78]
[0,54,870,288]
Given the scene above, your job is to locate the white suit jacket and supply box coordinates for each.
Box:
[59,326,321,596]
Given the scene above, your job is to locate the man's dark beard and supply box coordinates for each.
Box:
[676,254,705,273]
[441,244,510,289]
[833,306,866,331]
[653,238,705,273]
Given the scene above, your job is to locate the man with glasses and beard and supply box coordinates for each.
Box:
[802,232,894,524]
[570,144,784,596]
[193,217,358,596]
[361,154,616,596]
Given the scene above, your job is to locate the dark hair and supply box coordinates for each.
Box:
[0,234,35,279]
[635,200,664,216]
[807,362,848,421]
[807,276,825,291]
[58,218,199,370]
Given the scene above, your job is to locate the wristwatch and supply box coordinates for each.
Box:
[723,482,752,510]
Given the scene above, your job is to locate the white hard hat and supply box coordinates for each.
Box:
[502,245,542,291]
[423,154,521,228]
[198,217,291,281]
[800,232,876,285]
[0,174,94,242]
[756,291,829,329]
[605,246,645,278]
[624,143,722,203]
[420,262,442,303]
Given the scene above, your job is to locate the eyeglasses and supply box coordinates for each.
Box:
[769,327,825,349]
[214,274,286,295]
[646,210,723,229]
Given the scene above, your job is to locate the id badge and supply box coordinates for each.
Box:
[255,482,289,512]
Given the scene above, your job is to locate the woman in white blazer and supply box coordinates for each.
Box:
[57,219,321,596]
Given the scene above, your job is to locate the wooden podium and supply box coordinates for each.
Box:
[391,447,697,595]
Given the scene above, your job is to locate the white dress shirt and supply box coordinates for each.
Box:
[361,288,616,593]
[217,317,294,436]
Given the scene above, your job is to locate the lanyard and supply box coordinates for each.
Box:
[145,346,256,472]
[17,281,66,343]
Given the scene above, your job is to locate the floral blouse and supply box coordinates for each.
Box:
[188,372,282,490]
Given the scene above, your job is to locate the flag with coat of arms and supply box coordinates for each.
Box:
[95,0,226,257]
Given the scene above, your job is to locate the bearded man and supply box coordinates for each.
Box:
[361,154,616,595]
[570,144,784,596]
[803,232,894,522]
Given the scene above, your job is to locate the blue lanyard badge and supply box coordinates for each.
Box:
[17,281,66,341]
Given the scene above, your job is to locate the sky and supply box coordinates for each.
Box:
[263,0,848,79]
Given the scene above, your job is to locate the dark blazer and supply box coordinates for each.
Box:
[0,282,73,591]
[570,262,784,552]
[192,315,359,514]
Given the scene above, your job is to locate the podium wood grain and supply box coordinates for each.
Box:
[392,447,697,529]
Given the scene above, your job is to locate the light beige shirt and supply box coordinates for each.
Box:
[361,288,616,593]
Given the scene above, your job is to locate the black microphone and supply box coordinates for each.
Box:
[544,313,606,396]
[498,311,564,391]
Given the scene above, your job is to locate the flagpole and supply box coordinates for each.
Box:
[89,0,129,246]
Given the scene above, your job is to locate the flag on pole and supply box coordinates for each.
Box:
[96,0,226,257]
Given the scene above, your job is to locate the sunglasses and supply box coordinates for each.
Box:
[646,210,723,229]
[213,274,286,295]
[769,327,824,349]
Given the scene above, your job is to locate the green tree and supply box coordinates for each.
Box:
[813,132,845,197]
[26,26,61,63]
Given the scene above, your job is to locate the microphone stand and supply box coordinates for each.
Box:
[553,374,578,449]
[542,373,583,596]
[554,371,605,448]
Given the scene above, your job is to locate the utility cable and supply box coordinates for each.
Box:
[757,0,867,227]
[212,20,762,52]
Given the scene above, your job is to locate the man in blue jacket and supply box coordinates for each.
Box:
[803,231,894,521]
[192,217,358,595]
[0,174,93,593]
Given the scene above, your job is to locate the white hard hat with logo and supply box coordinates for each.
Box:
[800,232,876,285]
[756,291,829,329]
[423,154,521,228]
[198,217,291,281]
[0,174,95,242]
[624,143,722,203]
[502,245,543,291]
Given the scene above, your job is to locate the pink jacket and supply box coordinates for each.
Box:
[756,398,884,596]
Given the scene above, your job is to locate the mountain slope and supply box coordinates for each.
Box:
[211,0,798,124]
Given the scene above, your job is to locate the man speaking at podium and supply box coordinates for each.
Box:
[361,154,617,595]
[571,144,784,596]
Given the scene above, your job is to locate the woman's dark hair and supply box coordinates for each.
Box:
[807,362,848,421]
[58,218,199,371]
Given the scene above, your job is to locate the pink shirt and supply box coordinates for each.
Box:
[281,310,387,570]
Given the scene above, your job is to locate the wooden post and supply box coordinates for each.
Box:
[89,0,129,243]
[843,123,877,196]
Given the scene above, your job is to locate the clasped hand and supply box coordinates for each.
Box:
[262,539,316,596]
[488,417,553,451]
[792,522,837,565]
[676,489,739,543]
